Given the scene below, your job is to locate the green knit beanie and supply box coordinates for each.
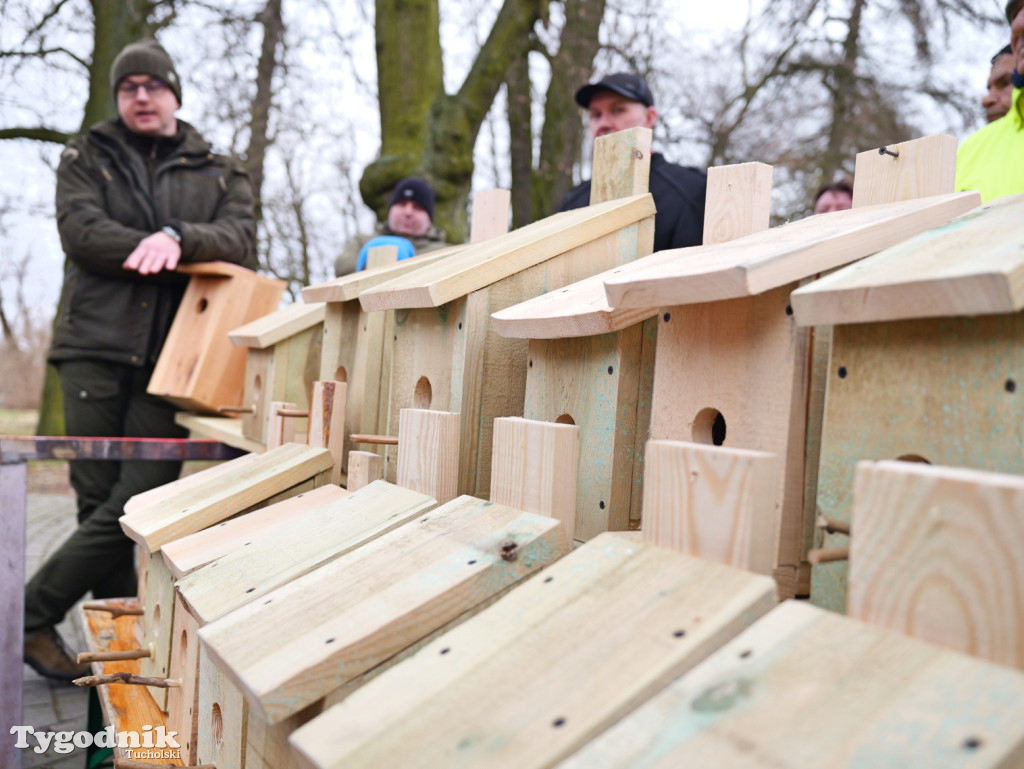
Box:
[110,39,182,105]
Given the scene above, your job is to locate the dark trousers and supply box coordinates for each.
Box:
[24,360,186,632]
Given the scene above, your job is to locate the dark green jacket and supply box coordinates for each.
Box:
[50,118,257,366]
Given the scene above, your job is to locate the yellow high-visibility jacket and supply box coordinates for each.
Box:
[956,87,1024,203]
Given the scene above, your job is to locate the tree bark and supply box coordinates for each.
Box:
[246,0,285,224]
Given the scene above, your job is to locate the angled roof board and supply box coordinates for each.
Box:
[603,192,980,309]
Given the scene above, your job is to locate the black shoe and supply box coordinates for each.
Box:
[23,626,90,682]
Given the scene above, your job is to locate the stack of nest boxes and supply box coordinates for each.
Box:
[75,130,1024,769]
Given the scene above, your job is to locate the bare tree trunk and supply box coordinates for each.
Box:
[246,0,284,224]
[363,0,544,241]
[506,54,533,228]
[532,0,604,219]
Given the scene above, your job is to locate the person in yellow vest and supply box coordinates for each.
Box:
[955,1,1024,202]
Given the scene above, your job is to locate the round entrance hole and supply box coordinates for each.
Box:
[692,408,727,446]
[555,414,575,425]
[334,366,348,383]
[414,376,432,409]
[896,454,931,465]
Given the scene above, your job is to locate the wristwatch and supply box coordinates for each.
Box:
[161,225,182,243]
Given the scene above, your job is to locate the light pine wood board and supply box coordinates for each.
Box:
[555,600,1024,769]
[811,314,1024,613]
[307,381,347,485]
[177,480,436,624]
[359,194,656,310]
[140,552,175,710]
[301,244,467,303]
[229,301,326,349]
[469,188,512,242]
[588,126,652,205]
[792,194,1024,326]
[641,440,779,576]
[196,641,248,768]
[123,451,258,516]
[603,192,980,309]
[160,484,349,579]
[490,416,579,540]
[175,412,265,454]
[318,297,393,473]
[149,265,287,413]
[522,328,644,540]
[289,533,777,769]
[848,460,1024,668]
[649,284,811,597]
[492,162,772,339]
[239,323,321,445]
[200,495,571,724]
[396,408,460,504]
[383,221,651,497]
[119,442,334,552]
[346,450,382,491]
[852,134,957,207]
[167,591,201,766]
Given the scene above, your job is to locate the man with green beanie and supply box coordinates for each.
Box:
[955,0,1024,202]
[22,38,257,680]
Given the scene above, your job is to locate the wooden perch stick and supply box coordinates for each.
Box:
[350,433,399,445]
[276,407,310,418]
[81,602,144,618]
[816,515,851,536]
[77,648,151,664]
[114,760,215,769]
[807,546,850,565]
[73,672,181,689]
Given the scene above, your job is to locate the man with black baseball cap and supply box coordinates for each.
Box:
[561,72,707,251]
[956,0,1024,201]
[335,176,448,274]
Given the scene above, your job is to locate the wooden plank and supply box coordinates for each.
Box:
[140,551,175,709]
[792,194,1024,325]
[359,194,656,310]
[266,400,298,450]
[167,592,201,766]
[469,189,512,242]
[160,484,349,579]
[641,440,778,575]
[649,284,810,595]
[229,301,326,349]
[848,460,1024,669]
[124,453,258,516]
[289,533,777,769]
[396,408,460,504]
[301,245,467,303]
[365,243,399,270]
[810,314,1024,613]
[175,412,265,454]
[522,329,644,540]
[346,451,382,491]
[149,265,287,413]
[555,601,1024,769]
[1,461,24,769]
[200,495,571,724]
[589,126,652,204]
[489,416,579,539]
[852,134,958,207]
[603,192,980,308]
[196,642,248,768]
[81,604,184,766]
[491,163,772,339]
[177,480,436,624]
[119,442,334,553]
[307,381,347,485]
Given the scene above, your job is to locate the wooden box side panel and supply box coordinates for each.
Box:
[812,314,1024,613]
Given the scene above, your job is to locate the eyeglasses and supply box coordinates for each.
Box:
[117,79,170,98]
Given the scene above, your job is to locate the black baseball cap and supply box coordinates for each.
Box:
[574,73,654,109]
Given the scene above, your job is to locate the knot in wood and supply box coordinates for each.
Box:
[499,539,519,562]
